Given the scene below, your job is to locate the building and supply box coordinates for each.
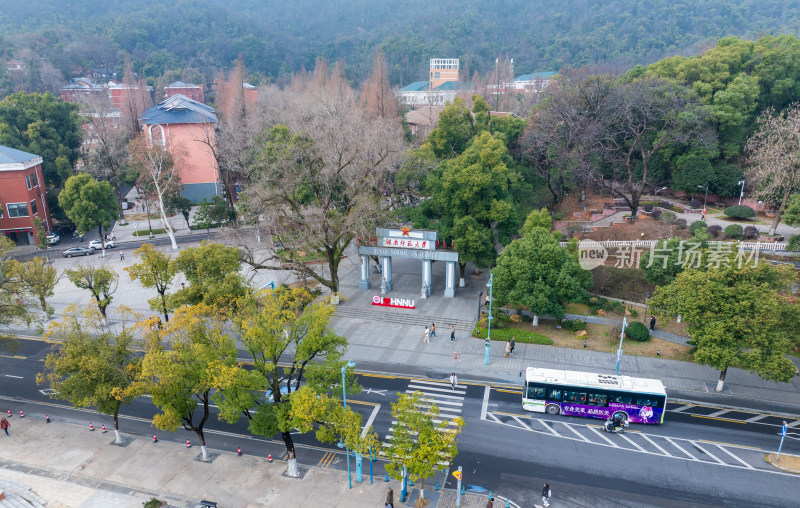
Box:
[504,71,558,92]
[404,106,445,139]
[60,78,108,103]
[0,145,52,245]
[164,81,204,103]
[396,58,470,107]
[138,94,220,202]
[429,58,460,89]
[109,82,154,110]
[5,59,26,73]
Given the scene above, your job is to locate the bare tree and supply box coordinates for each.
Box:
[747,104,800,235]
[359,49,399,122]
[121,57,153,134]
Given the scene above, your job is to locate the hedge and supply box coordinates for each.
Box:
[132,228,167,236]
[674,218,687,228]
[689,220,708,235]
[707,225,722,237]
[725,224,743,239]
[472,324,553,344]
[723,205,755,219]
[625,321,650,342]
[743,226,759,239]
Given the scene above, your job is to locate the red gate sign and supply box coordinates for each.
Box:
[372,295,415,310]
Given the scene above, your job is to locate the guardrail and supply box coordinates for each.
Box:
[560,240,790,251]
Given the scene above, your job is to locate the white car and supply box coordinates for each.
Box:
[88,239,116,250]
[45,233,60,245]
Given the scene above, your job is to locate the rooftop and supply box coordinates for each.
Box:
[139,94,217,125]
[165,81,201,89]
[0,145,40,166]
[514,71,558,82]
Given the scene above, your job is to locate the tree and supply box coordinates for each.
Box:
[492,228,591,324]
[6,256,59,317]
[450,216,495,286]
[58,173,118,252]
[37,304,139,444]
[130,305,237,460]
[165,195,192,229]
[193,195,234,236]
[241,87,406,294]
[65,265,118,318]
[120,57,153,134]
[170,242,249,313]
[521,208,553,236]
[782,194,800,227]
[0,236,49,327]
[649,258,798,392]
[384,391,464,501]
[128,136,182,250]
[746,104,800,235]
[213,287,350,477]
[125,244,177,322]
[359,49,399,122]
[639,238,697,286]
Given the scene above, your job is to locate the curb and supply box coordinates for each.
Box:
[763,453,800,475]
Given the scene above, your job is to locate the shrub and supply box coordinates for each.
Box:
[601,298,625,314]
[132,228,167,236]
[625,321,650,342]
[472,324,553,344]
[788,234,800,251]
[629,308,639,318]
[674,218,687,229]
[723,205,756,220]
[743,226,759,239]
[689,221,708,236]
[643,204,653,212]
[566,319,586,332]
[707,225,722,237]
[689,199,703,208]
[725,224,743,239]
[658,200,671,209]
[659,211,676,224]
[651,209,662,220]
[552,211,566,220]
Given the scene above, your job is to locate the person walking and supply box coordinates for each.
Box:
[449,372,458,391]
[649,315,656,332]
[702,208,707,221]
[504,341,511,358]
[542,483,552,507]
[430,323,437,339]
[385,486,394,508]
[450,324,455,342]
[423,327,430,343]
[509,337,516,356]
[485,496,494,508]
[1,417,9,436]
[120,251,125,261]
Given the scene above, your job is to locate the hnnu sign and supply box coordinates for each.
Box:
[372,295,415,309]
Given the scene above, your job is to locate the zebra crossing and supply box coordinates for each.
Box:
[383,379,467,462]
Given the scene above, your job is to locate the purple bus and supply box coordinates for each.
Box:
[522,367,667,424]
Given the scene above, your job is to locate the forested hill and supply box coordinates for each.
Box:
[2,0,800,85]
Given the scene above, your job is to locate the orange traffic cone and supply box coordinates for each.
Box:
[45,415,50,423]
[89,422,94,431]
[268,453,273,463]
[19,410,23,418]
[453,351,458,360]
[6,409,10,417]
[153,434,158,443]
[186,439,191,448]
[101,424,106,433]
[237,447,242,456]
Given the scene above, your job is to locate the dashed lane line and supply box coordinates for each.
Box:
[670,404,693,413]
[746,414,768,423]
[690,414,747,424]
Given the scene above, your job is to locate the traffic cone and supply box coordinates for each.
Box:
[461,485,465,495]
[186,439,191,448]
[19,410,23,418]
[101,424,106,433]
[45,415,50,423]
[453,351,458,360]
[6,409,10,417]
[506,498,511,508]
[267,453,273,463]
[153,434,158,443]
[237,447,242,456]
[409,478,414,486]
[384,472,389,482]
[89,422,94,431]
[435,482,439,491]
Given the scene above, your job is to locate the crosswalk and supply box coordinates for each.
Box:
[384,379,467,464]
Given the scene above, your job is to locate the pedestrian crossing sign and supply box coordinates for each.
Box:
[452,471,462,480]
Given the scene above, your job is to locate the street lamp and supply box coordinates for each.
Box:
[697,185,709,210]
[643,292,652,326]
[738,180,745,206]
[616,317,628,375]
[341,359,356,489]
[654,186,668,196]
[485,272,493,366]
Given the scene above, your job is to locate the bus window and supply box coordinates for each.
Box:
[526,384,547,400]
[586,393,608,406]
[609,393,633,405]
[548,389,563,401]
[636,396,664,408]
[564,391,586,404]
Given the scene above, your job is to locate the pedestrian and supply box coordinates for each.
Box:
[181,282,185,289]
[423,327,430,343]
[385,486,393,508]
[542,483,552,507]
[430,323,437,338]
[702,208,707,221]
[450,324,455,342]
[485,497,494,508]
[1,417,9,436]
[485,294,490,308]
[509,337,515,356]
[504,341,511,358]
[449,372,457,391]
[657,350,661,357]
[649,315,656,332]
[120,251,125,261]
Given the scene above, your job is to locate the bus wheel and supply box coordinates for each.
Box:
[545,404,560,415]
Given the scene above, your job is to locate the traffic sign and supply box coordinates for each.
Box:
[781,421,787,437]
[452,471,462,480]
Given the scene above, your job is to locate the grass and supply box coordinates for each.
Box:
[132,228,167,236]
[765,453,800,474]
[472,323,553,344]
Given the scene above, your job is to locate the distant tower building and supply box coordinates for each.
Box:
[429,58,459,89]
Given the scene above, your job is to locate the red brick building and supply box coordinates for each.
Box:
[164,81,204,103]
[0,145,52,245]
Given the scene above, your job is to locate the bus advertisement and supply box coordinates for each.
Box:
[522,367,667,424]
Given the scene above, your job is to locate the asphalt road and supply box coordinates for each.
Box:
[1,337,799,507]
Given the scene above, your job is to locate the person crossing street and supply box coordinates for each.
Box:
[449,372,458,391]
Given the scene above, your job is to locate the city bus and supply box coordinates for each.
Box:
[522,367,667,424]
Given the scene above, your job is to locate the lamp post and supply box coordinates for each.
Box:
[738,180,745,206]
[642,292,652,325]
[615,317,627,375]
[485,272,493,366]
[341,359,356,489]
[697,185,708,210]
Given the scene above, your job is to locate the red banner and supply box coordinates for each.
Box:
[371,295,415,309]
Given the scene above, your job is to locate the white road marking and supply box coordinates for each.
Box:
[618,433,647,452]
[692,442,726,465]
[786,420,800,428]
[745,414,768,423]
[537,420,560,437]
[708,410,729,418]
[666,437,698,461]
[511,416,532,431]
[361,404,381,438]
[640,434,672,456]
[409,379,465,389]
[4,375,23,379]
[588,426,619,447]
[562,423,590,442]
[406,389,465,401]
[481,386,490,421]
[408,384,466,395]
[670,405,693,413]
[715,444,754,469]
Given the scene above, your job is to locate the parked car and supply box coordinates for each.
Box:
[46,233,60,245]
[88,239,115,250]
[62,246,94,258]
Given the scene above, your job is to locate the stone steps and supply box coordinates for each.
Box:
[333,306,476,330]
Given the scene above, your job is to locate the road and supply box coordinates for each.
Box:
[1,337,799,507]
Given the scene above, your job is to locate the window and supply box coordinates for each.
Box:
[547,388,563,401]
[564,391,587,404]
[7,203,29,218]
[586,392,608,407]
[636,396,664,408]
[526,383,547,400]
[30,199,38,215]
[434,72,441,79]
[608,392,634,405]
[25,175,32,190]
[30,172,38,188]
